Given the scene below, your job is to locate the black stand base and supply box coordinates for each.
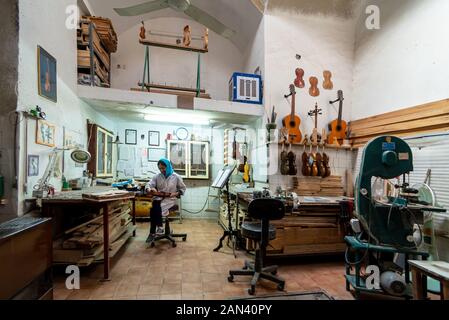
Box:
[213,230,239,257]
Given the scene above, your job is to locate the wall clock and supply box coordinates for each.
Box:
[175,127,189,140]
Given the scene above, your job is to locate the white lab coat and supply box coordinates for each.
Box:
[145,173,187,216]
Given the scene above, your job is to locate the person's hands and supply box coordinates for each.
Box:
[170,192,179,198]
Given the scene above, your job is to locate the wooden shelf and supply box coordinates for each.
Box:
[139,39,208,53]
[274,142,354,150]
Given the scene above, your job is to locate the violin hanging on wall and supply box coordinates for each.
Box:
[140,21,146,39]
[294,68,305,88]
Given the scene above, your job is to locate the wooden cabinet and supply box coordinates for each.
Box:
[87,123,115,177]
[167,140,209,179]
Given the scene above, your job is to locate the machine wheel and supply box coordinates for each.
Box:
[227,275,234,282]
[277,283,285,291]
[172,242,177,248]
[248,286,255,295]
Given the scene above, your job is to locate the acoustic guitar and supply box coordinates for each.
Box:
[328,90,347,146]
[282,84,302,144]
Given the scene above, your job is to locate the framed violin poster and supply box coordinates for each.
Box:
[37,46,57,103]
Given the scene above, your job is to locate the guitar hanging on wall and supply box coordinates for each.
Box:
[327,90,347,146]
[282,84,302,144]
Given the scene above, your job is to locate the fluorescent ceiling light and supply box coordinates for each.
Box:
[144,114,210,125]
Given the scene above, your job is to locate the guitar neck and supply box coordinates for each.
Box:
[291,93,295,118]
[337,99,343,125]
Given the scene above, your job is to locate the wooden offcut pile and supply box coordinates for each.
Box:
[82,16,118,53]
[53,202,134,266]
[292,176,344,197]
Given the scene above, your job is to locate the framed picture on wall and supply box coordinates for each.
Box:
[37,46,57,103]
[28,155,39,177]
[36,119,56,147]
[148,148,166,162]
[148,131,160,146]
[125,129,137,145]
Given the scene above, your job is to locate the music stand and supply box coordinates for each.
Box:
[212,165,238,257]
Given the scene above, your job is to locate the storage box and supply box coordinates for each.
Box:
[229,72,262,104]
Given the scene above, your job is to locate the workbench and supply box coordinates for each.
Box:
[220,190,351,256]
[40,187,136,280]
[409,260,449,300]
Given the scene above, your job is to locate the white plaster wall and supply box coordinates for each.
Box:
[243,16,266,75]
[352,0,449,120]
[264,11,356,135]
[17,0,115,213]
[111,17,244,101]
[113,119,224,218]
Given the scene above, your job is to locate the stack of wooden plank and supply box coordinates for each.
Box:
[83,16,118,53]
[53,201,134,266]
[350,98,449,147]
[320,176,345,197]
[292,176,344,197]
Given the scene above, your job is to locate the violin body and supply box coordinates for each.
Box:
[309,77,320,97]
[301,151,311,176]
[327,119,347,146]
[282,115,302,144]
[309,153,319,177]
[243,156,250,183]
[140,22,146,39]
[294,68,305,88]
[280,147,289,175]
[323,70,333,90]
[322,152,331,178]
[288,151,297,176]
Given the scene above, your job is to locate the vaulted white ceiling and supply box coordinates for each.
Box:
[84,0,264,52]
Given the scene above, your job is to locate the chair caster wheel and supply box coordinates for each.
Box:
[172,242,177,248]
[150,242,155,248]
[248,286,255,295]
[277,283,284,291]
[227,275,234,282]
[182,237,187,242]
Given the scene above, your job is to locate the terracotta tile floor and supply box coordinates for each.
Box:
[54,219,356,300]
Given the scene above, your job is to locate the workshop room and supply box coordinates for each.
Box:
[1,0,449,302]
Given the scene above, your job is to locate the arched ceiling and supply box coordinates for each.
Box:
[84,0,264,52]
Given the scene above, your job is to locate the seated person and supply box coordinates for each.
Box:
[145,158,186,238]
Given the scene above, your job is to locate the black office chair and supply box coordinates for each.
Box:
[228,198,286,295]
[146,201,187,248]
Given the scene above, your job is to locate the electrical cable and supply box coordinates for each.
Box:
[181,185,215,214]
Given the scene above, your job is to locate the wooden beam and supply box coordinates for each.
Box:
[350,115,449,139]
[130,88,211,99]
[350,99,449,131]
[138,82,206,93]
[139,39,208,53]
[351,125,449,148]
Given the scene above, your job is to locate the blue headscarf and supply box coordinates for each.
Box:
[158,158,174,178]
